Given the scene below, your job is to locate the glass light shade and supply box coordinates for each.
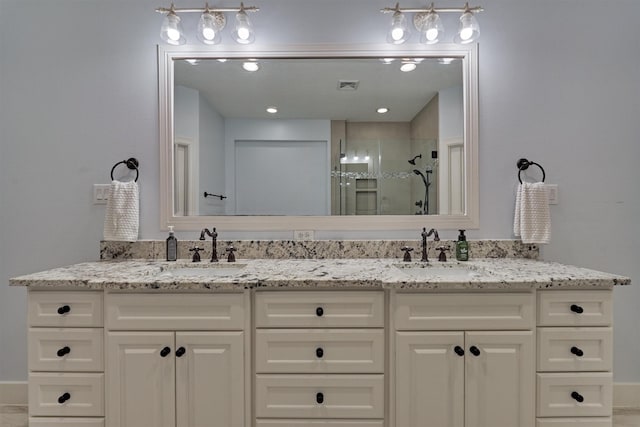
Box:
[160,12,186,45]
[197,12,221,45]
[420,12,443,45]
[233,10,255,44]
[454,11,480,44]
[387,12,409,44]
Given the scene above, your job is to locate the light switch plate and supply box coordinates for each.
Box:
[93,184,111,204]
[294,230,315,241]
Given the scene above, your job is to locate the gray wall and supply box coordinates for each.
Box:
[1,0,639,382]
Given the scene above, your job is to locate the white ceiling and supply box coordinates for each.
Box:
[175,57,463,122]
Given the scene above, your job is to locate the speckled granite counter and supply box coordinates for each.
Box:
[10,258,630,291]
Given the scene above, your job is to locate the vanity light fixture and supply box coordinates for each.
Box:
[387,3,409,44]
[381,2,483,45]
[156,2,259,45]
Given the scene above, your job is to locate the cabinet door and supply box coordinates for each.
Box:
[106,332,175,427]
[395,331,464,427]
[175,331,244,427]
[465,331,534,427]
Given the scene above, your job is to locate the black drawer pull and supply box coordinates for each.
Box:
[570,346,584,357]
[469,346,481,356]
[454,346,465,356]
[58,392,71,404]
[175,347,186,357]
[57,346,71,357]
[316,392,324,404]
[570,304,584,314]
[316,307,324,317]
[316,347,324,358]
[571,391,584,403]
[160,347,171,357]
[57,305,71,315]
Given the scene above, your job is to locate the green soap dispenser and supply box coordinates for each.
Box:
[455,230,469,261]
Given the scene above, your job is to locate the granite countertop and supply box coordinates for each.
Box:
[9,258,630,291]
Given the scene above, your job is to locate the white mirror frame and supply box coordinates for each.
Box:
[159,44,479,231]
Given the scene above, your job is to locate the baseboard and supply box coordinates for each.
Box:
[614,383,640,409]
[1,380,638,408]
[0,381,27,405]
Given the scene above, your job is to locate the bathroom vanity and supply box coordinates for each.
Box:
[12,257,629,427]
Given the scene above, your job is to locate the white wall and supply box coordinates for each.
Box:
[1,0,639,382]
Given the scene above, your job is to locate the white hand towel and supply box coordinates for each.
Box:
[103,180,139,241]
[514,182,550,244]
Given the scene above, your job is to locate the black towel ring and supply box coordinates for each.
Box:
[517,158,545,184]
[110,158,139,182]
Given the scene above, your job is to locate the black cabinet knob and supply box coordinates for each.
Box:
[58,392,71,404]
[316,347,324,358]
[316,392,324,404]
[454,346,465,357]
[316,307,324,317]
[57,346,71,357]
[570,304,584,314]
[570,346,584,357]
[469,346,481,356]
[571,391,584,403]
[57,305,71,315]
[175,347,186,357]
[160,347,171,357]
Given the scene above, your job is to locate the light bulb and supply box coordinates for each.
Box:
[160,12,185,45]
[197,11,222,45]
[387,11,408,44]
[234,10,255,44]
[419,11,443,45]
[454,11,480,44]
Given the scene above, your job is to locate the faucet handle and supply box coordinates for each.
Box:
[401,246,414,262]
[226,245,237,263]
[436,246,450,262]
[189,246,202,263]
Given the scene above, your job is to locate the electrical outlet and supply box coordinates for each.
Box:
[294,230,315,241]
[93,184,111,204]
[546,184,558,205]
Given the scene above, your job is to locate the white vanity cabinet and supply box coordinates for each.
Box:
[104,293,246,427]
[393,292,536,427]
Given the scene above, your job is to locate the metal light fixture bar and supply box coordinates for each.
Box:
[381,2,482,14]
[156,3,259,14]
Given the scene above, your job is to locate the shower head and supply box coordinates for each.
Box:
[408,154,422,165]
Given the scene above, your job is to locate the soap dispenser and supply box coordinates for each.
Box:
[455,230,469,261]
[166,225,178,261]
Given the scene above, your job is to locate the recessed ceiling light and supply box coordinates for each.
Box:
[242,61,259,72]
[400,62,417,72]
[266,106,278,114]
[184,59,200,65]
[377,107,389,114]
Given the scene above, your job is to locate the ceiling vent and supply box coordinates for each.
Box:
[337,80,360,91]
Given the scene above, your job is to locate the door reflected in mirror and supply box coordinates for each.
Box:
[173,57,464,216]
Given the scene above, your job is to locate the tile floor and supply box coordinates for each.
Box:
[1,406,639,427]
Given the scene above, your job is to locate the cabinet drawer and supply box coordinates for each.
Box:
[256,421,384,427]
[29,328,104,372]
[395,292,534,330]
[537,327,612,372]
[106,293,244,330]
[255,374,384,419]
[538,291,612,327]
[29,418,105,427]
[537,373,612,417]
[29,373,104,417]
[536,418,611,427]
[256,329,384,373]
[29,291,103,327]
[255,292,384,328]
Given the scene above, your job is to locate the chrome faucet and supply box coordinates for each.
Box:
[421,227,440,262]
[199,227,219,262]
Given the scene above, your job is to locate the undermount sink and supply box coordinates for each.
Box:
[157,263,248,278]
[393,263,485,280]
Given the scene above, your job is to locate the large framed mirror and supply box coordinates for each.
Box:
[159,44,478,231]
